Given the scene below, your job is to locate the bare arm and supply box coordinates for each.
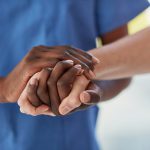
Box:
[0,46,96,103]
[91,27,150,80]
[90,25,132,102]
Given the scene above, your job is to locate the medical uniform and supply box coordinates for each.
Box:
[0,0,149,150]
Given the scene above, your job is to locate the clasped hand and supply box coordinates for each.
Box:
[16,45,101,116]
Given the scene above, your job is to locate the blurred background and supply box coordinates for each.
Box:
[96,8,150,150]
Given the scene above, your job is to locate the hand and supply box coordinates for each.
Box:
[18,73,55,116]
[25,60,99,116]
[1,45,98,103]
[59,75,102,115]
[18,60,83,116]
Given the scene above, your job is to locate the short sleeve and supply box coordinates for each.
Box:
[96,0,150,35]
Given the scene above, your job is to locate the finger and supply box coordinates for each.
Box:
[37,68,52,106]
[67,49,94,70]
[71,82,102,113]
[27,58,58,77]
[20,107,26,113]
[47,60,74,115]
[80,82,102,105]
[19,98,37,116]
[40,45,98,65]
[27,79,42,107]
[63,52,95,79]
[71,47,100,64]
[70,104,89,114]
[57,64,83,100]
[35,105,52,115]
[20,103,49,116]
[59,75,89,115]
[41,109,56,116]
[89,53,100,64]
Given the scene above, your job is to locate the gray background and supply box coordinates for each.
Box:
[97,74,150,150]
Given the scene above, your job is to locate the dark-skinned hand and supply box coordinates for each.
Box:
[18,60,102,116]
[1,45,99,103]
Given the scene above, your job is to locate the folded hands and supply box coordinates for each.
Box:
[4,45,101,116]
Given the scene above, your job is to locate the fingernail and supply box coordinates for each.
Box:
[89,70,96,79]
[47,68,53,71]
[60,106,71,115]
[81,92,90,103]
[78,69,84,75]
[74,64,82,69]
[94,57,100,64]
[74,64,83,75]
[65,60,74,64]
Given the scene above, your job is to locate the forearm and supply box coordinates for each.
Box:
[90,27,150,80]
[89,24,132,101]
[94,78,131,102]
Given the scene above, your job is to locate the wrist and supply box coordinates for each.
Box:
[88,46,115,79]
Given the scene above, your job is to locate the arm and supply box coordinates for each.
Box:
[0,45,96,103]
[58,25,132,115]
[89,24,132,102]
[18,25,132,116]
[91,27,150,80]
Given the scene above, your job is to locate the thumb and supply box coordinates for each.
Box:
[80,90,101,105]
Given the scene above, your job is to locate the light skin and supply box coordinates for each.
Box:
[18,25,131,116]
[92,27,150,80]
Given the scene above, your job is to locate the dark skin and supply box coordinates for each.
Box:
[94,25,131,101]
[58,24,131,115]
[0,45,98,103]
[22,24,131,116]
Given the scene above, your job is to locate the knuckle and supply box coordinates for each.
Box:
[24,54,40,68]
[57,80,65,87]
[57,61,65,66]
[47,80,51,86]
[73,66,79,73]
[37,89,43,97]
[47,79,54,87]
[27,87,34,96]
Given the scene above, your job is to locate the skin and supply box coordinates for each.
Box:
[18,24,131,116]
[18,62,100,116]
[59,25,131,115]
[0,45,98,103]
[91,27,150,79]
